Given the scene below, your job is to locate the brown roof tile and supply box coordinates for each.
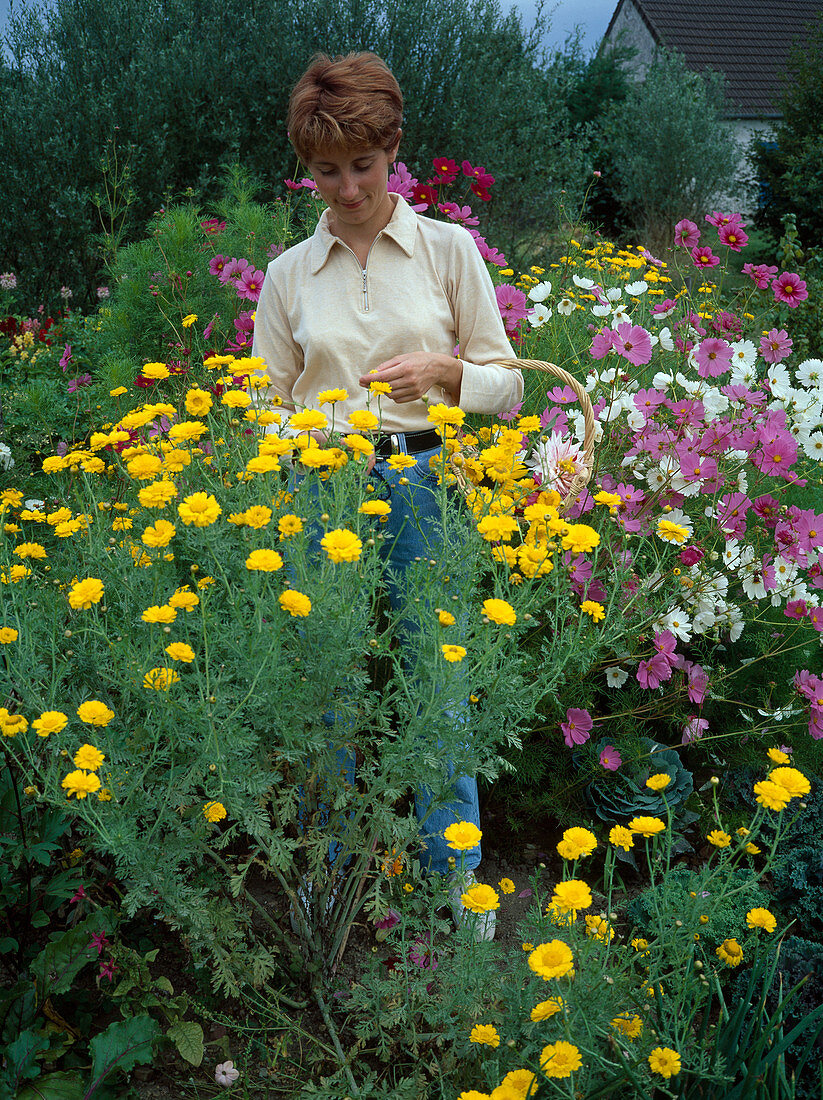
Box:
[610,0,823,116]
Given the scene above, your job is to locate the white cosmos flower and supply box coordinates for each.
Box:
[0,443,14,471]
[573,274,596,289]
[605,666,629,688]
[606,287,623,301]
[653,370,673,390]
[611,305,631,326]
[659,607,693,641]
[656,327,674,351]
[557,296,575,316]
[528,303,552,327]
[528,280,552,302]
[765,364,791,398]
[24,498,45,509]
[599,367,618,384]
[796,358,823,388]
[730,339,757,368]
[627,408,646,431]
[741,561,768,599]
[625,280,648,295]
[702,388,730,417]
[801,431,823,460]
[591,303,611,317]
[729,361,757,387]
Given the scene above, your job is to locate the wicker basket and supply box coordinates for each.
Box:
[451,357,597,516]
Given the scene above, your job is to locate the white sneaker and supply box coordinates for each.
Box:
[448,870,496,942]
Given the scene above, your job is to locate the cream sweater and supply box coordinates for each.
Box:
[252,194,523,433]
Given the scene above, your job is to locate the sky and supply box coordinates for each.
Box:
[507,0,618,54]
[0,0,619,57]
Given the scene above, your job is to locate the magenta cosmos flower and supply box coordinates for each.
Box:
[772,271,808,307]
[742,262,778,289]
[674,219,700,248]
[718,222,749,251]
[495,284,529,330]
[237,266,265,302]
[561,707,593,747]
[695,337,733,377]
[599,745,622,771]
[759,328,793,364]
[691,246,720,269]
[612,322,652,366]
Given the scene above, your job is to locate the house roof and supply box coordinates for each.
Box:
[605,0,823,117]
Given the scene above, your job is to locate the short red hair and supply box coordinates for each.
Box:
[287,52,403,164]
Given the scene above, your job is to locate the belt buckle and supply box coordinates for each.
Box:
[390,433,401,455]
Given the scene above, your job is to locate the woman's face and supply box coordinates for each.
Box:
[307,134,401,236]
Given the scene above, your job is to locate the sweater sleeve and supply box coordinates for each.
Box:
[446,228,524,415]
[251,260,305,415]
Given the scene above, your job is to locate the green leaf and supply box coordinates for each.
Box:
[31,916,105,997]
[0,935,19,954]
[154,976,174,995]
[16,1072,85,1100]
[2,1029,50,1087]
[30,910,51,928]
[166,1020,204,1066]
[88,1015,160,1089]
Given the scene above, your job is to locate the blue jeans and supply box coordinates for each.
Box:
[296,438,482,876]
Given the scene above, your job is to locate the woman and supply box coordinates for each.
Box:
[252,52,523,939]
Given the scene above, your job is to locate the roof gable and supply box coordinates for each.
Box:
[607,0,823,116]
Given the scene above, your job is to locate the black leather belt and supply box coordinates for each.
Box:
[373,429,442,458]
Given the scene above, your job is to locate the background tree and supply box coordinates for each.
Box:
[0,0,595,311]
[591,49,740,249]
[750,13,823,248]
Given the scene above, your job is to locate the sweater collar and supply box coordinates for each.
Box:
[309,193,418,273]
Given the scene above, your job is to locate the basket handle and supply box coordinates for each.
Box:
[498,357,596,512]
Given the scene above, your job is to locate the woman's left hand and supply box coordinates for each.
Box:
[360,352,463,405]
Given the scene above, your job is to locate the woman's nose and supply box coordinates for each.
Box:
[339,173,359,200]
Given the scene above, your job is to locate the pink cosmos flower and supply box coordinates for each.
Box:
[439,202,479,227]
[810,708,823,739]
[409,933,439,970]
[67,374,92,393]
[267,242,284,259]
[652,297,677,317]
[793,510,823,553]
[682,716,709,744]
[695,337,733,377]
[793,669,822,702]
[219,257,249,286]
[691,246,720,269]
[201,218,226,234]
[785,599,808,620]
[561,707,593,747]
[653,630,678,667]
[705,210,743,228]
[374,908,401,931]
[718,222,749,251]
[59,343,72,371]
[599,745,622,771]
[209,255,226,277]
[753,430,797,477]
[716,492,751,538]
[612,322,652,366]
[772,271,808,307]
[674,219,700,248]
[284,179,303,190]
[636,654,673,690]
[469,231,507,265]
[237,266,265,302]
[687,664,709,704]
[759,328,793,364]
[809,606,823,632]
[742,262,778,289]
[590,329,615,359]
[495,284,530,331]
